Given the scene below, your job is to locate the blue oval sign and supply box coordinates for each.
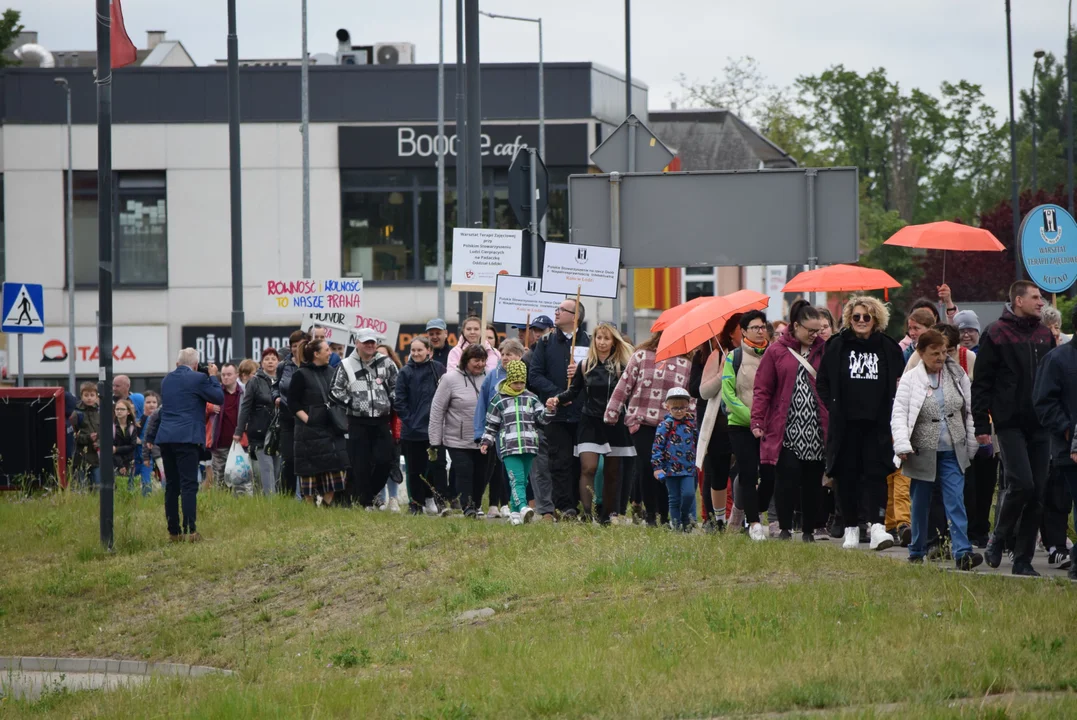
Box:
[1020,204,1077,294]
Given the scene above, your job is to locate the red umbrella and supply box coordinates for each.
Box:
[655,289,769,361]
[884,221,1005,281]
[650,296,712,333]
[782,264,901,299]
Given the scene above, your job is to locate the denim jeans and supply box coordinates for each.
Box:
[664,474,696,529]
[909,451,972,561]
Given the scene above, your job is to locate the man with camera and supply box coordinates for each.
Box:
[152,348,225,542]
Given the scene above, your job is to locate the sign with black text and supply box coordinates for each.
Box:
[492,275,564,326]
[451,228,523,291]
[181,326,294,365]
[541,242,621,299]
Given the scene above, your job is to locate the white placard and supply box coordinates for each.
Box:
[541,243,621,299]
[450,228,523,291]
[302,312,401,349]
[265,279,363,314]
[492,275,564,326]
[572,346,589,365]
[12,326,170,376]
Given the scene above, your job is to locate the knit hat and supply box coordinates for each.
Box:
[505,360,528,385]
[953,310,980,333]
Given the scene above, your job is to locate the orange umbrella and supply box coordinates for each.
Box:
[782,264,901,297]
[884,221,1005,281]
[650,296,712,332]
[655,289,769,361]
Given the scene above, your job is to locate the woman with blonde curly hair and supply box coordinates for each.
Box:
[818,295,905,551]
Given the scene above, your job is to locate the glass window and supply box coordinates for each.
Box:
[685,266,715,277]
[685,280,714,301]
[417,190,455,283]
[341,190,415,281]
[65,171,168,288]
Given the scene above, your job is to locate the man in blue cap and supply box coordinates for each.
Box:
[425,318,451,367]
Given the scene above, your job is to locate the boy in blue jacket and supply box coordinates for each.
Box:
[652,387,698,531]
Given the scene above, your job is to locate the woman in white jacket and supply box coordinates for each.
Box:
[890,330,983,570]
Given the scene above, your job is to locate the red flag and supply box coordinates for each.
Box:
[111,0,138,68]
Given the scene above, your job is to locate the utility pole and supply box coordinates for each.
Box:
[227,0,246,358]
[301,0,311,278]
[455,0,468,324]
[1005,0,1022,282]
[464,0,483,317]
[55,77,75,394]
[623,0,634,337]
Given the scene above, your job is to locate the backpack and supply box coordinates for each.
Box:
[731,348,743,376]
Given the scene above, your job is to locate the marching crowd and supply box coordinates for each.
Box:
[69,281,1077,577]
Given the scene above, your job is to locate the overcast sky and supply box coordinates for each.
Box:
[23,0,1071,122]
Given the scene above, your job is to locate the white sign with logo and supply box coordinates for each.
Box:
[12,326,170,376]
[450,228,523,291]
[302,312,401,349]
[541,243,621,299]
[492,275,564,326]
[265,279,363,314]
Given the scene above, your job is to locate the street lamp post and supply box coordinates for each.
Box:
[478,9,545,249]
[1069,0,1074,215]
[1006,0,1022,282]
[54,77,75,395]
[1032,49,1045,192]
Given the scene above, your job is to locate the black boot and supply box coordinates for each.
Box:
[984,537,1003,569]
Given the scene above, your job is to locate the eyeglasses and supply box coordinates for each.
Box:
[746,324,767,332]
[959,328,978,335]
[798,325,822,336]
[555,306,575,315]
[851,313,873,323]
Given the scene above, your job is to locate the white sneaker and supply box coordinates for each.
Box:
[476,509,485,519]
[869,523,895,551]
[487,505,501,519]
[607,513,621,526]
[509,512,523,526]
[520,507,535,523]
[842,527,860,549]
[749,522,767,542]
[500,505,511,518]
[387,497,401,513]
[424,498,439,516]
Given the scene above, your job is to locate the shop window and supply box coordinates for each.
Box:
[342,190,415,281]
[65,171,168,288]
[417,190,456,282]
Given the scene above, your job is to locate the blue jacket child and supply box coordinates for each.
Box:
[651,387,698,529]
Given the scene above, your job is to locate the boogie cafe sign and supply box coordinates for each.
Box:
[338,123,589,169]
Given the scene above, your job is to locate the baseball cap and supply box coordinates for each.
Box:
[530,315,554,330]
[426,318,448,331]
[354,328,379,343]
[952,310,980,333]
[666,387,691,402]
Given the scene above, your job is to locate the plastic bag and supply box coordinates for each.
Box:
[224,441,253,488]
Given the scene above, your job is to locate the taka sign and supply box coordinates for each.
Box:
[12,326,170,376]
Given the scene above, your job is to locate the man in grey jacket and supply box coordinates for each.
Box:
[331,328,398,508]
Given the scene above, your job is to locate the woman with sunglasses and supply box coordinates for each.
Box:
[751,301,828,541]
[818,296,905,551]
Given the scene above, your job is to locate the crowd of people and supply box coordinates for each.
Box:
[66,282,1077,577]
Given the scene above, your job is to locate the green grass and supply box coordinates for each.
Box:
[1,490,1076,718]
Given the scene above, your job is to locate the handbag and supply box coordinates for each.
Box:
[786,347,817,379]
[315,371,349,436]
[263,408,281,456]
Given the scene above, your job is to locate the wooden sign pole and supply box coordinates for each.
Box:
[480,291,492,343]
[567,284,582,370]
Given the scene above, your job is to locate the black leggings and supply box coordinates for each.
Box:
[402,439,446,507]
[729,427,775,524]
[632,425,665,524]
[777,447,823,532]
[485,454,510,508]
[833,422,889,527]
[448,448,488,511]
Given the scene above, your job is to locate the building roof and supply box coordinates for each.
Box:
[648,108,796,170]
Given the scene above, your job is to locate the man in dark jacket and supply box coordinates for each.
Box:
[1032,304,1077,580]
[425,318,452,367]
[528,298,590,517]
[156,348,224,542]
[973,281,1055,575]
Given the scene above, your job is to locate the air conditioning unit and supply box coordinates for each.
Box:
[374,42,415,65]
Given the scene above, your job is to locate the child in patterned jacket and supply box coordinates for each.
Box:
[480,360,550,525]
[651,387,698,531]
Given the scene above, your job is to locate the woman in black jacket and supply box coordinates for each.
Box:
[236,347,280,494]
[394,336,448,515]
[818,295,905,551]
[275,330,309,497]
[287,339,350,505]
[547,323,635,523]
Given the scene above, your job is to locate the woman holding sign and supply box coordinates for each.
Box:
[447,316,502,374]
[547,323,635,523]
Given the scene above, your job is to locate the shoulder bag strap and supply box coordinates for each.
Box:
[787,346,817,380]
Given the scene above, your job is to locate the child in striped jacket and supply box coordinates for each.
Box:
[480,360,549,525]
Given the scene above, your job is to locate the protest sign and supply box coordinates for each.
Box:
[266,279,363,314]
[451,228,523,291]
[540,243,620,299]
[302,312,401,348]
[492,275,564,326]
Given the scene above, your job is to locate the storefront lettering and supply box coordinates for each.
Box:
[77,345,138,362]
[397,127,528,160]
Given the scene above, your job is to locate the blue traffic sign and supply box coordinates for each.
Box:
[1020,204,1077,294]
[2,282,45,334]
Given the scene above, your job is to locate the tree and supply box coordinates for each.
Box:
[672,56,775,124]
[0,9,24,67]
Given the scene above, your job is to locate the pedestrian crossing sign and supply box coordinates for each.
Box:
[2,282,45,334]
